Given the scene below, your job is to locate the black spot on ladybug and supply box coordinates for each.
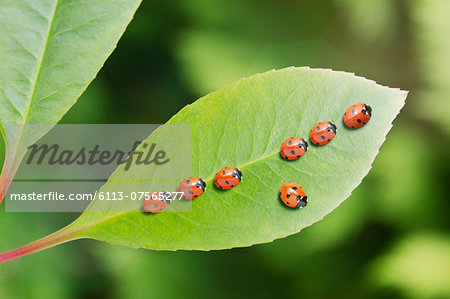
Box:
[321,135,325,139]
[317,126,320,131]
[297,155,300,158]
[327,128,331,131]
[288,140,292,145]
[357,119,361,123]
[286,193,290,198]
[292,187,297,190]
[186,180,190,184]
[353,105,356,107]
[364,121,367,124]
[188,190,193,194]
[327,139,330,142]
[225,180,229,184]
[194,195,198,198]
[290,150,295,154]
[231,185,234,187]
[352,109,356,114]
[222,171,225,175]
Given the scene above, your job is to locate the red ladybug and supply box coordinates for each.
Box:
[280,137,308,160]
[178,177,206,200]
[344,103,372,128]
[279,182,308,209]
[309,121,337,145]
[214,167,242,190]
[143,199,167,213]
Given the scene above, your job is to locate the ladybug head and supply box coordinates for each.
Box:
[198,178,206,191]
[234,168,243,180]
[162,191,173,202]
[296,196,308,209]
[363,104,372,117]
[299,138,309,151]
[328,122,337,133]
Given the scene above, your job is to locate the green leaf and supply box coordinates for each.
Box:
[0,0,142,201]
[0,67,407,261]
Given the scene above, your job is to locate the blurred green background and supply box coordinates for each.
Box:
[1,0,449,298]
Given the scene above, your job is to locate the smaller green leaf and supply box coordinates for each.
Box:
[0,0,142,202]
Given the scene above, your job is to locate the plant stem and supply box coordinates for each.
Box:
[0,171,11,205]
[0,151,25,205]
[0,227,81,263]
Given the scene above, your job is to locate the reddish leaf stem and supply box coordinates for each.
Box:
[0,170,11,205]
[0,227,81,263]
[0,150,26,205]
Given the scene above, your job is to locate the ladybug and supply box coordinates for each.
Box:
[143,199,167,213]
[280,137,308,160]
[309,121,337,145]
[178,177,206,200]
[344,103,372,128]
[279,182,308,209]
[215,167,242,190]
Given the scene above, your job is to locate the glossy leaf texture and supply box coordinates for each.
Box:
[0,67,407,261]
[0,0,142,202]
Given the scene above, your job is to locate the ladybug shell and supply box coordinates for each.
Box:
[344,103,372,128]
[279,182,308,209]
[178,177,206,200]
[309,121,337,145]
[280,137,308,160]
[214,167,242,190]
[143,199,167,213]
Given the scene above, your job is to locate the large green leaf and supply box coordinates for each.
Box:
[0,0,142,202]
[0,67,407,261]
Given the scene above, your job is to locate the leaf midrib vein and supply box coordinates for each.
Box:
[6,0,60,159]
[23,0,60,125]
[67,148,285,238]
